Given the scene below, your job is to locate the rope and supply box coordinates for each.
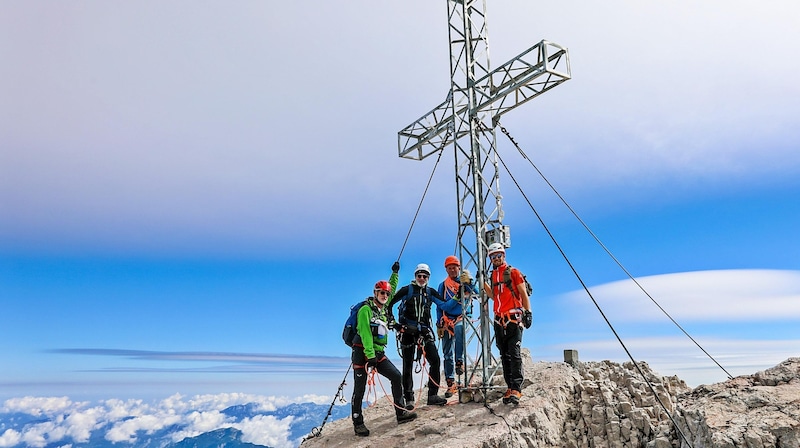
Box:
[302,363,351,441]
[369,367,415,412]
[396,129,451,261]
[366,367,379,407]
[497,124,733,380]
[487,125,694,448]
[418,341,446,392]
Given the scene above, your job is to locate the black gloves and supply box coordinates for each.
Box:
[522,310,533,329]
[366,357,378,368]
[391,261,400,273]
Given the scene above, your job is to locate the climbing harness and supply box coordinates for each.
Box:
[440,313,460,337]
[493,309,523,329]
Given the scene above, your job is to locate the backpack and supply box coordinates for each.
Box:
[342,299,369,347]
[499,265,533,302]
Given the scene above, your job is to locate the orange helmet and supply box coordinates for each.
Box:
[444,255,460,267]
[374,280,391,292]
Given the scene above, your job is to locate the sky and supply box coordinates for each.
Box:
[2,0,800,415]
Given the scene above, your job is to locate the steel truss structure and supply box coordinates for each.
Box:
[398,0,570,398]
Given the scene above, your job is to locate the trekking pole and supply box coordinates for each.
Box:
[302,363,352,442]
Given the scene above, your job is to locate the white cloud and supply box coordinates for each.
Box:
[167,410,232,443]
[0,430,21,447]
[294,394,334,406]
[1,397,74,417]
[62,407,104,443]
[101,398,147,420]
[561,269,800,322]
[105,413,181,444]
[235,414,294,448]
[20,421,61,448]
[538,269,800,387]
[184,392,278,412]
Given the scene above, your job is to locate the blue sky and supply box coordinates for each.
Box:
[2,0,800,411]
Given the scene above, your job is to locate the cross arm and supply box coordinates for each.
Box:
[397,40,570,161]
[398,94,456,161]
[475,40,571,123]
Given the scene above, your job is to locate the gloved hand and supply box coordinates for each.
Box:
[459,269,473,284]
[522,310,533,329]
[391,261,400,273]
[366,357,378,368]
[437,326,445,339]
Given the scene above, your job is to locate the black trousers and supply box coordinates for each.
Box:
[350,347,404,422]
[399,334,441,400]
[494,321,524,391]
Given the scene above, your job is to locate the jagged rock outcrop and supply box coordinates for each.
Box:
[300,350,799,448]
[675,359,799,448]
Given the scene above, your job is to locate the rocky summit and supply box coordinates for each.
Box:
[300,350,799,448]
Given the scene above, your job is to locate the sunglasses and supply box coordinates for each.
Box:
[376,290,390,296]
[415,273,429,279]
[489,253,504,260]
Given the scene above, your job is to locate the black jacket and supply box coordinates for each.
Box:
[389,282,445,330]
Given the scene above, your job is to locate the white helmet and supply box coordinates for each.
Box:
[487,243,506,256]
[414,263,431,276]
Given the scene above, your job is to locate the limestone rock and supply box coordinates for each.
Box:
[300,352,799,448]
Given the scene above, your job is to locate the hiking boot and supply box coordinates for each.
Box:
[455,361,464,376]
[445,380,458,398]
[396,410,417,424]
[427,394,447,406]
[444,379,455,398]
[353,423,370,437]
[507,390,522,405]
[403,395,416,410]
[501,388,512,404]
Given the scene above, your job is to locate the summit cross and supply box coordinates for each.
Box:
[397,0,571,397]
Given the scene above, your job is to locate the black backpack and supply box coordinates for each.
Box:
[499,265,533,300]
[342,299,369,347]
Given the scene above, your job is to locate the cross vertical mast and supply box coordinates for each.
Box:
[398,0,571,396]
[447,0,503,389]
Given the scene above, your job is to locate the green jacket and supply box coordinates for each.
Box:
[356,272,398,359]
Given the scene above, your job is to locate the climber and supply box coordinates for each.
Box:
[389,263,451,407]
[482,243,533,405]
[350,279,418,437]
[436,255,478,398]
